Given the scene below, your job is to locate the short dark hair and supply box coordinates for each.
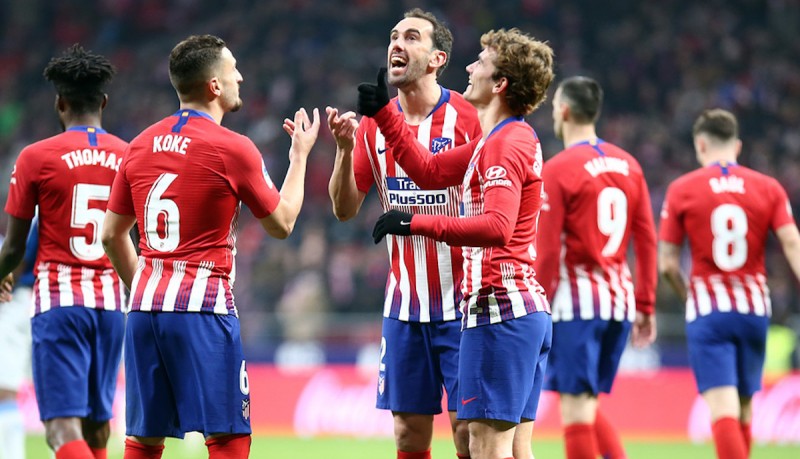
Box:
[558,76,603,124]
[481,29,554,116]
[43,44,115,115]
[169,34,226,98]
[404,8,453,77]
[693,109,738,142]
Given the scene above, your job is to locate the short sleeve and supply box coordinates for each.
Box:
[107,152,135,216]
[353,119,375,193]
[769,179,796,231]
[4,147,39,219]
[658,183,685,244]
[222,135,281,219]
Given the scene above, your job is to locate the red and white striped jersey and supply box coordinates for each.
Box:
[354,88,481,323]
[5,127,128,316]
[107,110,281,316]
[535,140,658,323]
[659,162,795,322]
[371,108,551,329]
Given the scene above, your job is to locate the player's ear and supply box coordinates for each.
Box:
[55,94,66,113]
[100,94,108,110]
[208,77,222,98]
[734,139,742,158]
[430,50,447,72]
[493,76,509,94]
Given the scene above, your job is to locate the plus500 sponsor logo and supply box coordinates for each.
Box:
[386,177,448,206]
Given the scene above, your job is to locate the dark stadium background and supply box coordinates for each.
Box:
[1,0,798,370]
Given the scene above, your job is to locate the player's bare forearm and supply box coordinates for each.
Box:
[0,216,32,280]
[658,241,687,303]
[328,145,364,221]
[101,211,138,288]
[776,223,800,283]
[264,157,308,239]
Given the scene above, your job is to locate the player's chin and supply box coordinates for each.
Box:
[230,99,243,113]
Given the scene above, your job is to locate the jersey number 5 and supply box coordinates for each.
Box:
[711,204,748,271]
[70,183,110,261]
[597,187,628,257]
[144,173,181,252]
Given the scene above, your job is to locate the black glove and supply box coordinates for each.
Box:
[372,210,413,244]
[357,67,390,117]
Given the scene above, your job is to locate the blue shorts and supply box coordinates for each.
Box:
[686,312,768,396]
[31,308,124,422]
[543,319,631,395]
[377,317,461,414]
[125,312,251,438]
[457,312,552,423]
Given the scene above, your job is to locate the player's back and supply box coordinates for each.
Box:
[545,140,649,268]
[117,110,279,315]
[539,139,655,322]
[663,163,787,279]
[660,162,793,320]
[5,127,128,314]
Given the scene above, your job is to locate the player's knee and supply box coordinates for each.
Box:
[44,418,83,451]
[452,419,470,452]
[82,420,111,448]
[394,414,434,451]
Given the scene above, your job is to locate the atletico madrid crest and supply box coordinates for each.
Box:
[242,398,251,420]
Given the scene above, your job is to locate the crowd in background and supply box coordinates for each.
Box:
[1,0,798,365]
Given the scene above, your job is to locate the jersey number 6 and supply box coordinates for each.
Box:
[144,173,181,252]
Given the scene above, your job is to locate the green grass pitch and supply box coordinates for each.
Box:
[25,435,800,458]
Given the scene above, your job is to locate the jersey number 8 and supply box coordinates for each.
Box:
[711,204,748,271]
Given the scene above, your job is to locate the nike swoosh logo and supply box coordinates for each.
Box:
[400,221,411,226]
[461,396,478,405]
[377,148,388,154]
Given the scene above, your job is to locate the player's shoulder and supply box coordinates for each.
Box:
[443,88,474,110]
[98,132,129,150]
[16,132,72,160]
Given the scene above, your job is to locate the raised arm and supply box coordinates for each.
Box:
[358,67,475,189]
[325,106,366,221]
[265,107,321,239]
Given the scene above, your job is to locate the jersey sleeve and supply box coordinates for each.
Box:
[411,134,526,247]
[373,104,476,189]
[222,135,281,219]
[4,147,39,219]
[768,179,796,231]
[107,153,135,216]
[352,119,375,194]
[631,172,658,315]
[534,159,566,300]
[658,182,685,245]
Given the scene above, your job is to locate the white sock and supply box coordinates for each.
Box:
[0,400,25,459]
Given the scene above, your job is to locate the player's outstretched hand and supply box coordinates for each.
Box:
[357,67,389,117]
[631,311,657,348]
[372,209,413,244]
[326,106,358,152]
[284,107,321,161]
